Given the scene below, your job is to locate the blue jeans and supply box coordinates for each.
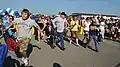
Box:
[89,35,100,50]
[57,32,64,49]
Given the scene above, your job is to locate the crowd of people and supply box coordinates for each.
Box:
[0,8,120,67]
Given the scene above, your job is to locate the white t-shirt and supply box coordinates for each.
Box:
[14,18,39,40]
[100,22,105,31]
[84,21,91,31]
[52,17,66,32]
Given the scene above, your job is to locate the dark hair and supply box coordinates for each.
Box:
[97,17,99,19]
[86,17,89,20]
[73,16,78,20]
[60,12,67,16]
[12,16,14,21]
[21,9,30,16]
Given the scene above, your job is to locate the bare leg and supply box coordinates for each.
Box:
[37,30,41,43]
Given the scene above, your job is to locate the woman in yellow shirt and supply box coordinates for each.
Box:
[70,16,79,46]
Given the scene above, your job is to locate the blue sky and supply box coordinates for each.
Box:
[0,0,120,15]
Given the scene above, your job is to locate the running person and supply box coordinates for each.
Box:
[52,12,67,50]
[69,16,79,46]
[36,16,46,42]
[83,17,91,47]
[11,9,41,66]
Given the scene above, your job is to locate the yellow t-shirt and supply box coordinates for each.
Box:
[71,20,79,31]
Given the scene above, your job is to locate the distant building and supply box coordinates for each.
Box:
[71,13,120,19]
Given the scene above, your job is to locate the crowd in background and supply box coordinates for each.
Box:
[1,9,120,53]
[0,8,120,67]
[29,13,120,52]
[29,14,120,42]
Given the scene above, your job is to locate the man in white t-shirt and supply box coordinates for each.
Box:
[13,9,41,66]
[52,12,67,50]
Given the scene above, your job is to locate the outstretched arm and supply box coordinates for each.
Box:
[4,23,15,32]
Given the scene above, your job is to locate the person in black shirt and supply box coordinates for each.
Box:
[88,23,100,52]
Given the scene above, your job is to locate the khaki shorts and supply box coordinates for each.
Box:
[17,37,31,57]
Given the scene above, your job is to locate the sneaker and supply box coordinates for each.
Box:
[61,48,66,51]
[24,58,29,66]
[96,49,98,52]
[76,43,79,46]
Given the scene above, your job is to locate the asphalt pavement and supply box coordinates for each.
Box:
[28,35,120,67]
